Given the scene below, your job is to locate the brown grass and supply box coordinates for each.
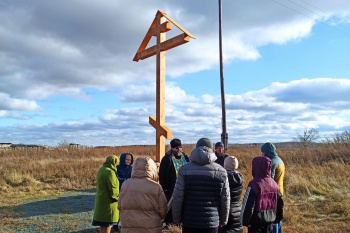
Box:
[0,143,350,232]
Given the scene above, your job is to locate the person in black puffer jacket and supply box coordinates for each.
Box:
[172,138,230,233]
[219,156,244,233]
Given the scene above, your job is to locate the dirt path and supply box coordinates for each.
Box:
[0,190,98,233]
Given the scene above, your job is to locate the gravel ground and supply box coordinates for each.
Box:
[0,189,99,233]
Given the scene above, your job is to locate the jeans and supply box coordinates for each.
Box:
[273,221,282,233]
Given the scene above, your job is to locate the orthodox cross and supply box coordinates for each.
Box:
[133,10,195,162]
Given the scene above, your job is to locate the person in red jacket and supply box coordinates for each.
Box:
[240,156,283,233]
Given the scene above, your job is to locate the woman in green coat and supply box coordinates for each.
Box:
[92,155,120,233]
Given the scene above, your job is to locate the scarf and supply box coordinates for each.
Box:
[171,153,187,176]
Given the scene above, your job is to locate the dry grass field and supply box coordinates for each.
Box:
[0,143,350,232]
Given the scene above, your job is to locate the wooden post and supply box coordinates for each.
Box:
[133,11,195,162]
[218,0,228,151]
[156,14,166,161]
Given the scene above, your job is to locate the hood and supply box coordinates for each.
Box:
[131,157,158,182]
[103,155,119,172]
[119,153,134,166]
[261,142,278,159]
[189,146,217,165]
[104,155,119,166]
[252,156,272,179]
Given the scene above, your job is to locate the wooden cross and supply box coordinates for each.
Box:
[133,10,195,162]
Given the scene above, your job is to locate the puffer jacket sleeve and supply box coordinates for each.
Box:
[107,170,119,202]
[117,183,124,211]
[219,174,230,225]
[172,167,185,223]
[240,186,255,226]
[158,186,168,219]
[275,191,284,223]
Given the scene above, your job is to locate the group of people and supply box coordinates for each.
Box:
[92,138,285,233]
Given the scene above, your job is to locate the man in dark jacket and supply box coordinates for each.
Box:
[159,138,189,225]
[215,142,228,167]
[172,138,230,233]
[219,156,243,233]
[240,156,283,233]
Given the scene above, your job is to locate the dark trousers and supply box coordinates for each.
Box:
[218,226,243,233]
[248,224,273,233]
[183,226,218,233]
[164,207,174,225]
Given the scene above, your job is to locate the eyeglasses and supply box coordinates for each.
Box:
[175,147,182,150]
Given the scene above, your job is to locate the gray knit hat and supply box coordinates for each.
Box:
[196,138,213,150]
[224,156,239,170]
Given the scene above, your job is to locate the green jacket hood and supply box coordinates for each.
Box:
[261,142,278,159]
[103,155,119,172]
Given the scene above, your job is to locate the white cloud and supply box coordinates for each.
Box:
[3,78,350,146]
[0,110,29,119]
[1,1,350,146]
[118,82,196,104]
[1,0,349,101]
[268,78,350,103]
[0,93,41,111]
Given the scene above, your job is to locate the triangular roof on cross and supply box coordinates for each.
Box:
[133,10,196,62]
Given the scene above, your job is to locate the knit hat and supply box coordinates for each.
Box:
[224,156,239,170]
[170,138,182,148]
[196,138,213,150]
[215,142,224,149]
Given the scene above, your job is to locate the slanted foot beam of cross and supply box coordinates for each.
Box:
[133,10,195,162]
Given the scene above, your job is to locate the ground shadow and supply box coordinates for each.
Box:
[67,188,96,193]
[70,228,99,233]
[4,190,96,218]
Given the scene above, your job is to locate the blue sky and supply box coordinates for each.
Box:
[1,0,350,146]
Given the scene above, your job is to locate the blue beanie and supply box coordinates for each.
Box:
[215,142,224,149]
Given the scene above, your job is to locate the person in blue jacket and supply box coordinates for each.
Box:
[116,153,134,189]
[113,153,134,232]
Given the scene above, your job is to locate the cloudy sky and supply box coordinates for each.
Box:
[1,0,350,147]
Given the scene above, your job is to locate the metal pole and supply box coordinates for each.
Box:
[219,0,228,151]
